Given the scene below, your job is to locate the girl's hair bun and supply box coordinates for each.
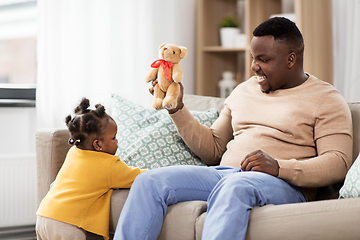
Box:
[75,98,90,114]
[95,104,106,118]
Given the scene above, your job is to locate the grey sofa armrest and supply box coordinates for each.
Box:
[36,128,70,207]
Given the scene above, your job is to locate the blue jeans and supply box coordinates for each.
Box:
[114,165,305,240]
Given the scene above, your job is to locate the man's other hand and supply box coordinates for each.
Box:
[241,150,280,177]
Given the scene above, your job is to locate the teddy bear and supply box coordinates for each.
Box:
[145,43,187,110]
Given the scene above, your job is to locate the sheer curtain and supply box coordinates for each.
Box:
[332,0,360,102]
[36,0,196,129]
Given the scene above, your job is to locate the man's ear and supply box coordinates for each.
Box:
[93,139,102,151]
[288,52,296,68]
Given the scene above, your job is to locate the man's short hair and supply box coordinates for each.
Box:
[253,17,304,53]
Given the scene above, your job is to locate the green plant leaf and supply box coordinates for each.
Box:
[220,15,240,28]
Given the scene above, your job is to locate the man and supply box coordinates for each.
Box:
[114,17,353,240]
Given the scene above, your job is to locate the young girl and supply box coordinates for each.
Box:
[36,98,146,240]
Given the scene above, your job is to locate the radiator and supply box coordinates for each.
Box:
[0,153,37,227]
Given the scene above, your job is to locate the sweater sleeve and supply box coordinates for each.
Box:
[277,93,353,188]
[109,159,147,188]
[170,105,233,165]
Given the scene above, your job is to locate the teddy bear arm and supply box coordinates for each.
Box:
[171,64,183,83]
[145,68,159,83]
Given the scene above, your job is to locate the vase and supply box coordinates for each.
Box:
[218,71,237,98]
[220,27,240,48]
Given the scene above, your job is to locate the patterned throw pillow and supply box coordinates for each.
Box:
[339,153,360,198]
[111,94,219,169]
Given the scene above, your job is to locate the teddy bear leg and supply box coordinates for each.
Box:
[163,82,180,110]
[153,84,165,110]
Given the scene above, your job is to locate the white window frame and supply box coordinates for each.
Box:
[0,0,37,107]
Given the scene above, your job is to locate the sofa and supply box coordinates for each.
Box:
[36,94,360,240]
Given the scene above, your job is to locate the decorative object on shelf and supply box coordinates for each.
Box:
[220,15,240,48]
[218,71,237,98]
[234,33,246,48]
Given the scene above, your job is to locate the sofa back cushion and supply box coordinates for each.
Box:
[183,94,225,113]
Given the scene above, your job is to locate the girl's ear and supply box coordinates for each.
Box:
[93,139,102,151]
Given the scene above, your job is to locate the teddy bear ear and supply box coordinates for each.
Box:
[179,46,188,59]
[159,43,167,50]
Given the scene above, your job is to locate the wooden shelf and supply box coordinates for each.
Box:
[196,0,333,97]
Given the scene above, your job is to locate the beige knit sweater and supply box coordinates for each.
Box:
[171,75,353,201]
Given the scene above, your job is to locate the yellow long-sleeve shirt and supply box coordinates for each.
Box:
[37,146,146,239]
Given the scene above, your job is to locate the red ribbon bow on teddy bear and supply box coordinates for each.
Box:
[151,59,174,82]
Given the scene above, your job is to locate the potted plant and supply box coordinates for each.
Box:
[220,15,240,48]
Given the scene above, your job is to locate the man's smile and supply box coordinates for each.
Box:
[256,74,267,85]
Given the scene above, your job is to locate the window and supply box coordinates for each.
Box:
[0,0,37,107]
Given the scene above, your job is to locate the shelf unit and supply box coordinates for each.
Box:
[196,0,333,97]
